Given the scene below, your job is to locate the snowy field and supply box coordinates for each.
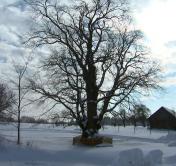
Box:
[1,123,176,166]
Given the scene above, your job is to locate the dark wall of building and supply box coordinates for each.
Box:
[148,107,176,129]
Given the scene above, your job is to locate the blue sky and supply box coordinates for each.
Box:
[0,0,176,113]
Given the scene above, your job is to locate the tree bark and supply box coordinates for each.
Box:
[84,65,99,137]
[17,77,21,145]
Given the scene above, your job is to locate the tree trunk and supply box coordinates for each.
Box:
[86,98,98,133]
[123,119,126,127]
[17,77,21,145]
[142,118,146,127]
[83,65,99,138]
[17,108,20,144]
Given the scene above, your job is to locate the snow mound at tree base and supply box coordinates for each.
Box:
[73,135,112,146]
[110,148,163,166]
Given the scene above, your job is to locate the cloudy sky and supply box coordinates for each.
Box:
[0,0,176,113]
[132,0,176,111]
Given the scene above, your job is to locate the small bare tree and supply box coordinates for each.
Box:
[26,0,161,138]
[118,109,128,127]
[134,104,150,127]
[111,108,128,127]
[15,63,28,144]
[9,62,29,144]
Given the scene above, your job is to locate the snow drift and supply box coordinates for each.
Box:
[110,148,163,166]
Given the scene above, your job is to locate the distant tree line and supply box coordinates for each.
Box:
[20,116,48,124]
[0,113,48,124]
[102,104,151,127]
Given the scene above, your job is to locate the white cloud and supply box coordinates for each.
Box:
[0,0,17,7]
[0,1,40,65]
[160,77,176,87]
[0,25,20,45]
[135,0,176,45]
[133,0,176,87]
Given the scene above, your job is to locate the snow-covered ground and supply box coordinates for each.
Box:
[0,123,176,166]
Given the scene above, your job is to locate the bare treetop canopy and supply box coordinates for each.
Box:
[26,0,161,138]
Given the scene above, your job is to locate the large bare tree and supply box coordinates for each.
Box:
[26,0,160,138]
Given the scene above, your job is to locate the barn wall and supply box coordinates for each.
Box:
[148,108,176,129]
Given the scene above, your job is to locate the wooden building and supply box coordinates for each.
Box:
[148,107,176,129]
